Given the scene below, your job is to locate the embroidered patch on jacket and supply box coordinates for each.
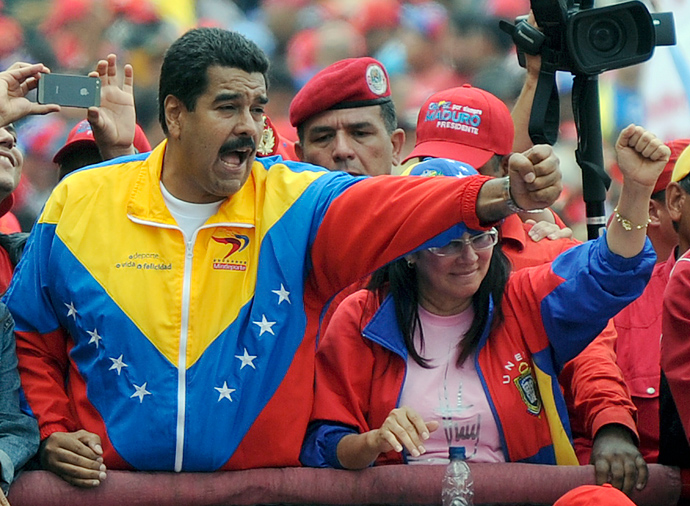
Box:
[212,233,250,271]
[514,362,542,416]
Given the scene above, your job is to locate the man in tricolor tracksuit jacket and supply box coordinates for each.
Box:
[4,28,563,485]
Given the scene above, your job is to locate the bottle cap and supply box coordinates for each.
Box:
[449,446,466,459]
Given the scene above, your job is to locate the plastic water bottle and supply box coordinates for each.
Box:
[441,446,474,506]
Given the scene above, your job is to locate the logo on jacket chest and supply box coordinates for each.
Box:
[212,233,250,271]
[115,252,172,271]
[502,352,542,416]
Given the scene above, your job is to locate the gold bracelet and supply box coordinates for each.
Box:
[613,207,651,231]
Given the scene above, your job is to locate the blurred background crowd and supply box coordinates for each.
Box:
[1,0,689,239]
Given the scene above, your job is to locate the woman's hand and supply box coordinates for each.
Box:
[366,406,440,458]
[525,219,574,242]
[336,406,439,469]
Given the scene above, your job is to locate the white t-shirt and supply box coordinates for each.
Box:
[160,182,223,240]
[400,305,505,464]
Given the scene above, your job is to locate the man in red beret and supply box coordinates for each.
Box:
[289,57,405,176]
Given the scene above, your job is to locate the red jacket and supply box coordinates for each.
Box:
[661,249,690,444]
[613,251,674,462]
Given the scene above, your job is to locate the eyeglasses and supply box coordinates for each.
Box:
[427,228,499,257]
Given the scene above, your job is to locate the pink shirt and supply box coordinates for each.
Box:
[400,306,505,463]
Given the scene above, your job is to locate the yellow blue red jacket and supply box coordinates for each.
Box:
[4,146,492,472]
[301,235,655,467]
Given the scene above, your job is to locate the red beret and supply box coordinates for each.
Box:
[289,57,391,128]
[653,138,690,194]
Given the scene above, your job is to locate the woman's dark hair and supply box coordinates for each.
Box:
[368,243,511,368]
[158,28,270,135]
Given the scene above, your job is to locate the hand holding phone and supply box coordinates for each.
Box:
[0,62,61,126]
[38,73,101,108]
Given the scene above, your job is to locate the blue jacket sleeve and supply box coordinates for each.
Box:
[541,232,656,368]
[300,421,358,469]
[0,303,39,494]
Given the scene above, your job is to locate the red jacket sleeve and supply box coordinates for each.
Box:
[559,321,638,464]
[312,289,380,432]
[309,174,491,302]
[15,328,77,439]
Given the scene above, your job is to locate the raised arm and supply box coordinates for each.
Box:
[86,54,138,160]
[511,13,542,153]
[0,62,60,127]
[608,125,671,258]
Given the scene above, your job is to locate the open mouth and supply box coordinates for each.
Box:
[219,147,252,167]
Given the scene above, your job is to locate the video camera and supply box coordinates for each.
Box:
[500,0,676,240]
[500,0,675,76]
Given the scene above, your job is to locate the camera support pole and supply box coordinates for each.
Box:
[571,0,611,240]
[572,73,610,240]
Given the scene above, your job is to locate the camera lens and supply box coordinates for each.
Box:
[588,19,624,53]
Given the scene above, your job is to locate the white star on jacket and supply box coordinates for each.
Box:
[253,314,276,336]
[87,329,102,348]
[215,382,236,402]
[109,355,128,375]
[65,302,78,320]
[131,383,151,403]
[271,284,291,304]
[235,348,257,369]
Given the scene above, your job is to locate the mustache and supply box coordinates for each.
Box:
[219,137,256,154]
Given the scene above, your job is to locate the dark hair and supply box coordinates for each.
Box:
[651,189,666,203]
[158,28,270,135]
[379,100,398,134]
[368,243,511,368]
[296,101,399,143]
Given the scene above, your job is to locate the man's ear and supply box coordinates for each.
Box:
[649,198,664,226]
[294,141,305,161]
[666,183,685,223]
[164,95,184,139]
[390,128,406,167]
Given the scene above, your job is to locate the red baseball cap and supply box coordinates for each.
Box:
[553,484,635,506]
[652,138,690,193]
[404,84,514,168]
[289,57,391,128]
[52,119,152,164]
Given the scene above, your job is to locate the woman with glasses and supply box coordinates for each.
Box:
[300,125,669,470]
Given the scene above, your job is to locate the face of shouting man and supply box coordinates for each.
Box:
[162,66,268,203]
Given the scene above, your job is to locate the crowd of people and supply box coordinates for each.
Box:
[0,0,659,238]
[0,1,689,505]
